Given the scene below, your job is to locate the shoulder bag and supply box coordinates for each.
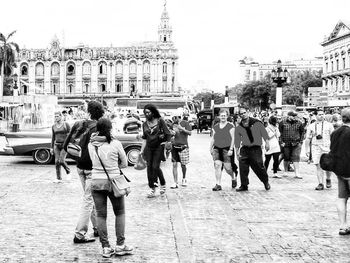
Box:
[94,146,131,197]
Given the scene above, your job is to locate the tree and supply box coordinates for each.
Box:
[0,31,19,100]
[193,91,225,109]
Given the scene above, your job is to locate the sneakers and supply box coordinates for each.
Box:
[102,247,114,258]
[147,189,156,198]
[294,175,303,179]
[326,179,332,188]
[315,183,324,191]
[160,185,166,195]
[212,184,222,191]
[115,244,134,256]
[170,183,178,189]
[272,174,282,178]
[73,235,96,243]
[181,179,187,187]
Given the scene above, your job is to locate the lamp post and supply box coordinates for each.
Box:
[271,60,288,110]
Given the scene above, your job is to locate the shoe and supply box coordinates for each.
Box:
[231,179,237,188]
[236,186,248,192]
[182,179,187,187]
[160,185,166,195]
[294,175,303,179]
[115,244,134,256]
[315,183,324,191]
[326,179,332,188]
[264,182,271,191]
[339,228,350,235]
[273,168,282,172]
[102,247,114,258]
[147,189,156,198]
[93,228,99,237]
[154,182,159,188]
[288,167,295,172]
[65,167,71,174]
[170,183,178,189]
[73,236,96,243]
[272,174,282,178]
[212,184,222,191]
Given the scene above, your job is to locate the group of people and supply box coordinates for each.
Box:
[209,106,350,236]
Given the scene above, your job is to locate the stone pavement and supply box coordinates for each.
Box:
[1,133,350,262]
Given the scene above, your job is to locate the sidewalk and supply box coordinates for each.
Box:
[0,133,349,262]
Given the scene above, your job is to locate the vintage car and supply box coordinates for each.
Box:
[0,128,142,166]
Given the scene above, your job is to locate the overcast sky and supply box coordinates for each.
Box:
[1,0,350,93]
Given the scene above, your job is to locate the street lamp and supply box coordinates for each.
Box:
[271,60,288,110]
[12,73,18,96]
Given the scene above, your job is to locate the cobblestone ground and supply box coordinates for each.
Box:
[1,133,350,262]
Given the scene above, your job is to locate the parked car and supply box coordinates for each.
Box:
[0,128,142,166]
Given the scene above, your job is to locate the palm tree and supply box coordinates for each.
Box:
[0,31,19,101]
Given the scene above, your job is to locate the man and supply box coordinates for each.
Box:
[234,107,270,191]
[279,111,305,179]
[305,110,334,190]
[170,114,192,188]
[63,101,104,243]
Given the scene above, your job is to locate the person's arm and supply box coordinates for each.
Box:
[63,121,78,151]
[178,121,192,135]
[116,141,128,169]
[209,129,215,153]
[51,126,55,150]
[234,127,241,158]
[228,127,235,156]
[259,122,270,150]
[160,118,172,142]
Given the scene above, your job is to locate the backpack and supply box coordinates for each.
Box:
[67,120,96,158]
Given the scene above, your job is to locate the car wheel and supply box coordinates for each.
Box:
[32,148,53,165]
[125,146,141,166]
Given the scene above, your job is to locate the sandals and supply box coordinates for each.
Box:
[339,228,350,235]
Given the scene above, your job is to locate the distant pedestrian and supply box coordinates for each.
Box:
[234,107,270,191]
[332,113,342,129]
[305,110,334,190]
[88,118,133,258]
[210,109,238,191]
[279,111,305,179]
[327,108,350,235]
[170,115,192,189]
[51,111,70,182]
[140,104,171,198]
[264,116,281,178]
[63,101,104,243]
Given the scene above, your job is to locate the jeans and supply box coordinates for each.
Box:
[145,146,166,189]
[92,190,125,248]
[239,146,269,187]
[264,152,280,173]
[53,143,69,180]
[75,168,97,239]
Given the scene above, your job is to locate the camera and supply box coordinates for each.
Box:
[316,135,323,140]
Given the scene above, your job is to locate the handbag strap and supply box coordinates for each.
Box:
[94,146,112,182]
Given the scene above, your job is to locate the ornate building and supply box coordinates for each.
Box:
[321,20,350,103]
[15,3,178,100]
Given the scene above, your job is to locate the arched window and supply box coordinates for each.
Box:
[162,62,167,74]
[67,63,75,75]
[21,64,28,76]
[129,61,137,74]
[82,61,91,75]
[98,61,107,74]
[143,60,150,74]
[101,84,106,92]
[51,62,60,76]
[35,63,44,77]
[116,61,123,74]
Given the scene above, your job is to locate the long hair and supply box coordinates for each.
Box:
[96,118,112,143]
[143,104,161,119]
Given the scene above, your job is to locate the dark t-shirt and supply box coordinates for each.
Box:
[142,118,171,149]
[173,120,191,146]
[213,122,234,148]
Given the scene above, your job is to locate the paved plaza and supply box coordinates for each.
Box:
[1,133,350,262]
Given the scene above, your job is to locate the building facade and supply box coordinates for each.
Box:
[14,4,178,99]
[321,20,350,104]
[239,57,323,83]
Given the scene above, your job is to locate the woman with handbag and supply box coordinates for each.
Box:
[88,118,133,258]
[140,104,171,198]
[264,116,281,178]
[51,111,70,182]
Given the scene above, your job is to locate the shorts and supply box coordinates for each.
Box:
[337,176,350,199]
[212,147,231,163]
[311,144,329,165]
[283,144,301,162]
[171,146,189,165]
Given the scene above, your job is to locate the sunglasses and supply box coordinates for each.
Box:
[239,112,247,115]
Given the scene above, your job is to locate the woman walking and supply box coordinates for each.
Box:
[264,116,281,178]
[88,118,133,258]
[209,109,237,191]
[140,104,171,198]
[51,111,70,182]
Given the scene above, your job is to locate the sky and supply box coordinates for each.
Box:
[1,0,350,93]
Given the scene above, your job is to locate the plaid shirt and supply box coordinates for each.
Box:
[279,119,305,146]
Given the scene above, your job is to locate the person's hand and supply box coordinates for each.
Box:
[227,149,233,156]
[236,151,240,160]
[265,142,270,152]
[50,149,54,155]
[280,142,285,148]
[210,147,214,155]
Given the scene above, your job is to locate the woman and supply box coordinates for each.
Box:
[264,116,281,178]
[51,111,70,182]
[88,118,133,258]
[140,104,171,198]
[209,109,237,191]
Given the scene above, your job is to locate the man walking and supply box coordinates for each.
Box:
[64,101,104,243]
[234,107,270,191]
[279,111,305,179]
[305,110,334,190]
[170,114,192,188]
